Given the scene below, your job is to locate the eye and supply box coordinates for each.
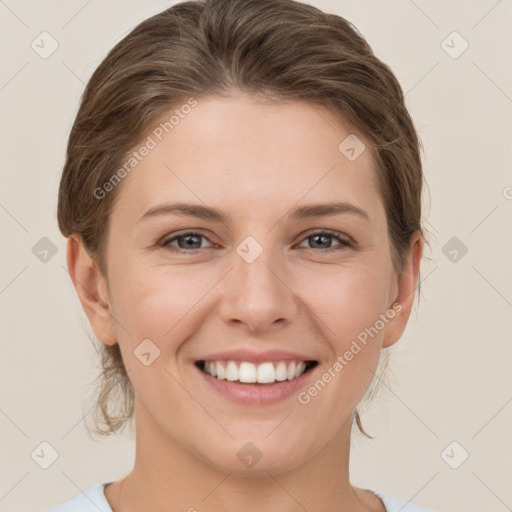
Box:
[297,230,353,252]
[160,229,352,254]
[160,231,214,252]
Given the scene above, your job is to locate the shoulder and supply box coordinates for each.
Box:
[367,488,437,512]
[45,483,112,512]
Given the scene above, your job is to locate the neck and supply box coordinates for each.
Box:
[106,400,380,512]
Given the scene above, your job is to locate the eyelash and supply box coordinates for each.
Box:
[159,230,353,254]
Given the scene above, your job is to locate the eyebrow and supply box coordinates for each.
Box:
[138,200,370,224]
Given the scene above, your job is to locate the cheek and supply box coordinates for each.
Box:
[296,261,394,346]
[292,266,393,420]
[109,251,394,350]
[107,264,210,404]
[109,261,216,349]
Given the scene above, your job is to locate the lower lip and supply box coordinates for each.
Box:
[196,364,316,405]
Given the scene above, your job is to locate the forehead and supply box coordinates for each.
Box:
[113,94,383,221]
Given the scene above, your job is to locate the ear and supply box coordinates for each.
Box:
[382,231,423,349]
[66,234,117,346]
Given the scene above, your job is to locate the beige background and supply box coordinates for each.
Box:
[1,1,511,511]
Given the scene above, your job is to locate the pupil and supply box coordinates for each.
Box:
[312,234,330,248]
[180,235,200,249]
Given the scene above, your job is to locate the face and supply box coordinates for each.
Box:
[72,94,421,476]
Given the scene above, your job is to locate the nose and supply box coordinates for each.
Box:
[217,247,300,334]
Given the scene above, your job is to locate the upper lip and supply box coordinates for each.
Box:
[197,349,317,364]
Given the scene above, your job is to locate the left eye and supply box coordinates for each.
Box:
[297,230,352,251]
[161,230,351,252]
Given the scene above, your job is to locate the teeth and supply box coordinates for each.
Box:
[275,362,287,381]
[216,362,226,380]
[202,360,311,384]
[257,362,275,383]
[239,362,257,383]
[226,361,238,381]
[287,361,296,380]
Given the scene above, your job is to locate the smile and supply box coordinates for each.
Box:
[196,360,318,384]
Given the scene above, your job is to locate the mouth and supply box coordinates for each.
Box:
[195,359,319,385]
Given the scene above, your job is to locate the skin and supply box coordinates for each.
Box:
[67,93,423,512]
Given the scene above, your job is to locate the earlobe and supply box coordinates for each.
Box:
[66,235,117,346]
[382,231,423,349]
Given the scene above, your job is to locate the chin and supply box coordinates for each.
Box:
[195,434,312,476]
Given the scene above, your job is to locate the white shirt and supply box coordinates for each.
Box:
[45,482,435,511]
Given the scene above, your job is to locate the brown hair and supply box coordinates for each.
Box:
[57,0,425,439]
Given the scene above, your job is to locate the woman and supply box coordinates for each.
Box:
[48,0,432,510]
